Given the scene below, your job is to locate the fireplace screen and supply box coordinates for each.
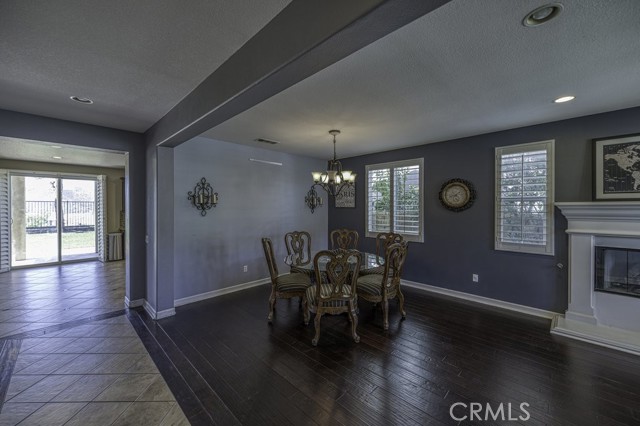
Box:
[595,246,640,297]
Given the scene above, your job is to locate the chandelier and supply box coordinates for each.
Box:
[311,130,356,198]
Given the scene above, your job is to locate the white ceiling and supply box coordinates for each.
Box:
[0,137,126,169]
[204,0,640,159]
[1,0,640,162]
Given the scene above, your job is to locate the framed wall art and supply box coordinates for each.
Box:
[593,134,640,200]
[335,184,355,208]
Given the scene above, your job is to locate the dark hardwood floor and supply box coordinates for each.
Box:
[146,285,640,426]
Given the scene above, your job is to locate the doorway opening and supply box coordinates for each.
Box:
[10,174,102,267]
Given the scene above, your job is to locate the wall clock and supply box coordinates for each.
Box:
[439,178,476,212]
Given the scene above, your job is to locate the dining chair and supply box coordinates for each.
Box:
[356,241,409,330]
[360,232,405,275]
[303,249,361,346]
[261,238,312,322]
[330,228,359,250]
[284,231,312,276]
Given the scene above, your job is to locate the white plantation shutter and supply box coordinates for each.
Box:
[495,140,554,255]
[393,165,421,236]
[0,170,9,272]
[367,168,390,233]
[96,175,107,262]
[366,158,423,242]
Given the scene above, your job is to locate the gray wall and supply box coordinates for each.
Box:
[0,109,146,301]
[330,106,640,313]
[173,136,328,300]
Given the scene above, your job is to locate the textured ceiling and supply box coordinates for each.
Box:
[0,0,291,132]
[0,137,126,169]
[204,0,640,159]
[1,0,640,161]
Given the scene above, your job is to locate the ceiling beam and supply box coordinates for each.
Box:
[145,0,452,147]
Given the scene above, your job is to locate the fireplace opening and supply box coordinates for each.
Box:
[595,246,640,298]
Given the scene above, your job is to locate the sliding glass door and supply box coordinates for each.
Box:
[61,178,97,261]
[10,175,59,267]
[10,174,98,267]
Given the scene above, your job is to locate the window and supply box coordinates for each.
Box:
[366,158,423,242]
[495,140,554,255]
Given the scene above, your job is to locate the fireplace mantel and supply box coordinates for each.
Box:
[553,202,640,355]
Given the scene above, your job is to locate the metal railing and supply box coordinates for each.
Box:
[25,200,95,233]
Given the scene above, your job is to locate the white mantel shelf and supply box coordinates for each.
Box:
[553,201,640,356]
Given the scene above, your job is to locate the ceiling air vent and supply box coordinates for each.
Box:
[254,138,280,145]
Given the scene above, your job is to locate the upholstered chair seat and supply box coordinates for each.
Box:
[262,237,311,322]
[356,241,409,330]
[304,249,361,346]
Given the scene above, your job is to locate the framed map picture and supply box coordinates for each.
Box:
[594,134,640,200]
[335,184,355,208]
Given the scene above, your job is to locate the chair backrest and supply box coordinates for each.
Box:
[284,231,311,266]
[374,232,404,259]
[382,241,409,292]
[261,238,279,283]
[330,228,359,250]
[313,249,361,303]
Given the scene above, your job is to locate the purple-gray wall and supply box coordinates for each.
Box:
[172,136,328,301]
[330,106,640,313]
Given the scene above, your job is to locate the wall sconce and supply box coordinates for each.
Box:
[188,177,218,216]
[305,186,323,213]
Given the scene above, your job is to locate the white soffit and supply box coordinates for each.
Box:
[0,137,126,169]
[204,0,640,159]
[0,0,291,132]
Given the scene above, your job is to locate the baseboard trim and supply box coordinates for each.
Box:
[551,315,640,356]
[175,277,270,307]
[401,279,557,319]
[142,300,176,320]
[124,296,144,308]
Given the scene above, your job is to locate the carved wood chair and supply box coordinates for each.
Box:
[330,228,359,250]
[261,238,311,322]
[284,231,312,276]
[303,249,361,346]
[356,241,409,330]
[360,232,405,275]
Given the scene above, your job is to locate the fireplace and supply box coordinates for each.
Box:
[554,201,640,355]
[595,247,640,298]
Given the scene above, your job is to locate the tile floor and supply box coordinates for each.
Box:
[0,261,189,425]
[0,262,125,338]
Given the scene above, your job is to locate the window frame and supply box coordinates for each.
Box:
[365,158,424,242]
[494,140,555,255]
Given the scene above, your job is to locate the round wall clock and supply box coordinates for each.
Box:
[439,178,476,212]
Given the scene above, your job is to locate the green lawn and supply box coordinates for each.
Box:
[27,231,96,251]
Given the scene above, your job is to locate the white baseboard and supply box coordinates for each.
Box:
[174,277,270,307]
[551,315,640,356]
[401,279,557,319]
[124,296,144,308]
[142,299,176,320]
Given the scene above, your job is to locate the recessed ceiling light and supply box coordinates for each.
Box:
[51,145,62,149]
[554,95,575,103]
[70,96,93,104]
[52,156,63,160]
[523,3,563,27]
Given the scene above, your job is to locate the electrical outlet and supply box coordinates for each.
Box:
[472,274,479,282]
[243,265,248,273]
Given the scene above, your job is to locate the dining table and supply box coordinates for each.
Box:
[288,251,383,275]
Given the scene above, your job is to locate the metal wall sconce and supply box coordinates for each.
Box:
[188,177,218,216]
[305,186,323,213]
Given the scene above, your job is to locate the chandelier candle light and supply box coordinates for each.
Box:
[311,130,356,198]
